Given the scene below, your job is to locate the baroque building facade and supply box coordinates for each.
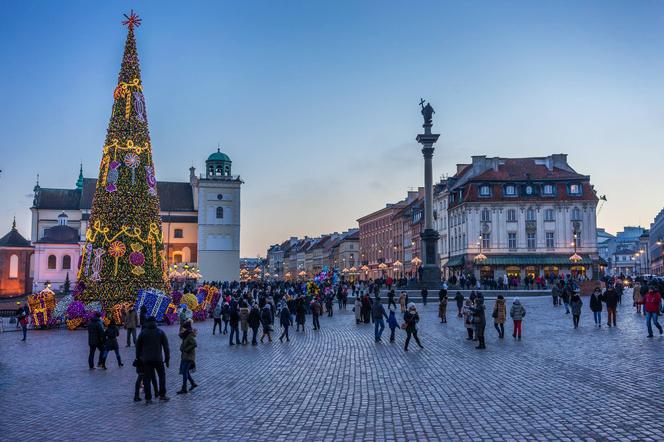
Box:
[29,149,242,290]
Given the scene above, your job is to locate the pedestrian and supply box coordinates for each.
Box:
[551,282,560,307]
[248,303,261,345]
[325,294,334,317]
[399,291,407,313]
[239,301,250,345]
[454,291,464,317]
[471,294,486,349]
[463,298,474,340]
[351,296,360,324]
[387,308,399,343]
[509,298,526,340]
[644,288,663,338]
[361,294,372,324]
[387,289,397,310]
[492,295,506,339]
[212,301,222,335]
[135,316,170,404]
[124,306,138,347]
[633,283,644,315]
[438,291,448,323]
[295,298,306,332]
[260,304,273,342]
[228,302,240,346]
[279,304,292,342]
[604,285,618,327]
[132,357,146,402]
[421,288,428,306]
[570,293,583,328]
[561,287,571,314]
[176,320,198,395]
[589,287,603,328]
[372,296,388,342]
[100,319,123,369]
[87,312,105,369]
[139,305,148,328]
[311,298,322,330]
[17,303,29,341]
[403,303,423,351]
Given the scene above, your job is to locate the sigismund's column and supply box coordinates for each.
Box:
[416,100,441,287]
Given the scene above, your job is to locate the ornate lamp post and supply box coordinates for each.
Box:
[416,99,441,287]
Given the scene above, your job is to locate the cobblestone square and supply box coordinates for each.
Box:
[1,296,663,441]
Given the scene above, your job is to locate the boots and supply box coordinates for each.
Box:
[176,387,188,395]
[475,338,486,349]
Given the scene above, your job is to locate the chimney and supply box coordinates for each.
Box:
[551,154,571,171]
[471,155,488,176]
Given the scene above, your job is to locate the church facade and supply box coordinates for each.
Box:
[30,149,242,291]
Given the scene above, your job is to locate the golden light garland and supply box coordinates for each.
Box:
[86,220,163,246]
[113,78,143,120]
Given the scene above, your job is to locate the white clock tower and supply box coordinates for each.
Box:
[191,148,242,282]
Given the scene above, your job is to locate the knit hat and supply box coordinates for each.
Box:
[407,302,416,310]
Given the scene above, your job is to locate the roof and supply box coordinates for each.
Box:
[37,178,195,212]
[0,225,32,248]
[207,149,231,163]
[470,159,585,182]
[37,225,79,244]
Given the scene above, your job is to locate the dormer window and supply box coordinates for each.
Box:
[543,184,554,195]
[504,185,516,196]
[479,185,491,197]
[525,185,534,195]
[569,184,581,195]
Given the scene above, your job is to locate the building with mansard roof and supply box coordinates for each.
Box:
[29,149,242,291]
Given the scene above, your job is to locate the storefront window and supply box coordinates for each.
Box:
[506,266,520,278]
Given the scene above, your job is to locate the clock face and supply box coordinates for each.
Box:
[526,186,533,195]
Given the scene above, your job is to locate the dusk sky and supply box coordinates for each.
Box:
[1,0,662,257]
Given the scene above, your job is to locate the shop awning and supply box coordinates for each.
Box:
[472,254,595,266]
[445,255,465,267]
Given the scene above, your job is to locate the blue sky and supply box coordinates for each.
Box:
[1,0,662,256]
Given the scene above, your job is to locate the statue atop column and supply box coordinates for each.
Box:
[419,98,435,126]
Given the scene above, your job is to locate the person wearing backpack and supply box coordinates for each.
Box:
[212,302,223,335]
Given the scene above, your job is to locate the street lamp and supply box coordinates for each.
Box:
[474,234,487,263]
[569,232,582,263]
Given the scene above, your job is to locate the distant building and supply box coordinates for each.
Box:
[607,226,647,276]
[596,228,615,263]
[648,208,664,275]
[0,220,33,297]
[436,154,602,280]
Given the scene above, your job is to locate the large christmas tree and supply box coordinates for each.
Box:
[77,12,169,304]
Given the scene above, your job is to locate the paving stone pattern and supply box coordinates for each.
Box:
[1,297,662,441]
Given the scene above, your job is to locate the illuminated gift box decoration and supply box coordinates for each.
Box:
[27,289,57,327]
[135,288,171,321]
[53,295,74,321]
[66,318,84,330]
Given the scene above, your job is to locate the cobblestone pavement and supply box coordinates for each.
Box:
[1,297,663,441]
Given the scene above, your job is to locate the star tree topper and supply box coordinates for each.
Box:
[122,10,142,29]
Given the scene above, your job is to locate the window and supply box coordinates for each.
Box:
[508,233,517,249]
[545,209,555,221]
[504,185,516,196]
[217,194,223,200]
[174,229,183,239]
[526,209,536,221]
[543,184,554,195]
[47,255,57,270]
[62,255,71,270]
[479,185,491,196]
[571,207,581,221]
[569,184,581,194]
[527,232,536,249]
[507,209,517,222]
[482,234,490,249]
[546,232,554,248]
[9,254,18,279]
[525,185,534,195]
[481,208,491,222]
[216,207,224,219]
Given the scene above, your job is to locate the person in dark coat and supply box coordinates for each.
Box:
[589,287,603,327]
[295,298,307,332]
[603,286,619,327]
[124,306,138,347]
[454,291,464,317]
[248,304,261,345]
[17,304,29,341]
[100,319,123,368]
[311,298,322,330]
[570,293,583,328]
[403,303,423,351]
[260,304,273,343]
[471,295,487,349]
[221,302,230,334]
[229,303,240,346]
[387,290,397,310]
[87,313,105,369]
[136,316,170,403]
[139,305,148,328]
[421,288,428,306]
[279,305,292,342]
[176,321,198,395]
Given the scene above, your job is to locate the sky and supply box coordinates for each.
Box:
[0,0,662,257]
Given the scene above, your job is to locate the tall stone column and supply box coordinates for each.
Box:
[416,100,441,287]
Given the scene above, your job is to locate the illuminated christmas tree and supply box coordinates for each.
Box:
[77,11,169,304]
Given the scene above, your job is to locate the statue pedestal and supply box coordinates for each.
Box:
[419,228,441,288]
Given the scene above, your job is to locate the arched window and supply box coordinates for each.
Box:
[47,255,57,270]
[208,165,214,175]
[62,255,71,270]
[216,207,224,219]
[9,254,19,279]
[216,166,222,175]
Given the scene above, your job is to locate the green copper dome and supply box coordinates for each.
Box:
[207,149,231,163]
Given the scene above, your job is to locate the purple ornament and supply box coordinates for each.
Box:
[129,251,145,266]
